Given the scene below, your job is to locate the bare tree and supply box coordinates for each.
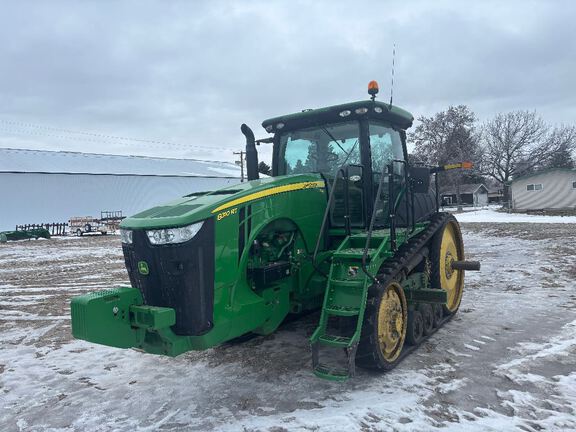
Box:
[480,111,576,205]
[410,105,482,210]
[545,125,576,169]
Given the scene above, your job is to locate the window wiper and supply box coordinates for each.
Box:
[321,127,350,157]
[341,139,359,166]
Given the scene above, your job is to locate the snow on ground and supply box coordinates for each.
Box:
[453,207,576,224]
[1,221,576,431]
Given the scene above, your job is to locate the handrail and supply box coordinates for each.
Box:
[434,171,440,213]
[395,159,414,232]
[361,159,409,283]
[312,166,349,264]
[360,163,389,283]
[392,159,411,233]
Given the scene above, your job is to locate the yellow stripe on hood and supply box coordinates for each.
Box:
[211,180,325,213]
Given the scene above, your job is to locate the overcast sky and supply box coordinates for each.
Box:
[0,0,574,163]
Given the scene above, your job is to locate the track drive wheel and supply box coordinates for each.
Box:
[357,281,408,370]
[430,216,465,315]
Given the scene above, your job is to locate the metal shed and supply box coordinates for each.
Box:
[511,168,576,210]
[0,148,241,230]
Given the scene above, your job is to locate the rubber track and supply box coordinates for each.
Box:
[356,212,455,369]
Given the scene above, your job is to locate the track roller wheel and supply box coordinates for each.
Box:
[419,304,434,336]
[406,310,424,345]
[430,216,465,315]
[357,281,408,370]
[432,304,444,327]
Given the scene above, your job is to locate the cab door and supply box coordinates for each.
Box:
[366,122,408,227]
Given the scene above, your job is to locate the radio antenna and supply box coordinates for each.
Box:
[389,43,396,108]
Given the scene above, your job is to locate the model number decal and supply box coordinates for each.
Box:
[217,207,238,221]
[302,181,318,189]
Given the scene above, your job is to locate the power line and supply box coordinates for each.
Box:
[0,119,218,152]
[0,125,195,150]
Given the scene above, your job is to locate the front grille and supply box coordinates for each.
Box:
[122,218,215,336]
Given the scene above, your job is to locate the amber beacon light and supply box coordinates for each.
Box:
[368,80,379,100]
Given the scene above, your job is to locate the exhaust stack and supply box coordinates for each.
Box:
[241,124,259,181]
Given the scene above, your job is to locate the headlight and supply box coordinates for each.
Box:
[146,221,204,245]
[120,229,133,244]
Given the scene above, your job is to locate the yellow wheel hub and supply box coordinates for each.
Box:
[377,282,407,362]
[439,221,464,312]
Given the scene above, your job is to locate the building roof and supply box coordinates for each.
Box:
[0,148,241,178]
[511,168,576,183]
[482,178,501,193]
[440,183,488,195]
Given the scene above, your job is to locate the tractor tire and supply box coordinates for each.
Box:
[430,216,465,315]
[419,304,434,336]
[356,281,408,370]
[406,310,424,346]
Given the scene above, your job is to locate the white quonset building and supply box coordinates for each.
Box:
[511,168,576,210]
[0,148,241,231]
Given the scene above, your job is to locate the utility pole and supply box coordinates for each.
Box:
[233,151,245,182]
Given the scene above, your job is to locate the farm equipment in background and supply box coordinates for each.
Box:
[71,82,480,380]
[69,211,125,236]
[0,228,51,243]
[15,223,67,236]
[100,211,126,232]
[69,216,109,236]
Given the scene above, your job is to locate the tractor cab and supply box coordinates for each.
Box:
[271,107,406,230]
[252,82,433,238]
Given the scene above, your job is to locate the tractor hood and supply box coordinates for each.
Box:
[120,173,326,230]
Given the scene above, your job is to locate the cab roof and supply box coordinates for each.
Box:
[261,100,414,133]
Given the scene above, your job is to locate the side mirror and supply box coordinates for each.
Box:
[409,167,431,193]
[347,164,363,183]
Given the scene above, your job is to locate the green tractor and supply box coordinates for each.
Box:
[71,81,479,380]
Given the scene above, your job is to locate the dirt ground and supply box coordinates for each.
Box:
[1,223,575,431]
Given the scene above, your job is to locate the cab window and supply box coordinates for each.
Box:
[369,123,404,175]
[280,121,361,177]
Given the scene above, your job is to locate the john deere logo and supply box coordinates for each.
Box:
[138,261,149,275]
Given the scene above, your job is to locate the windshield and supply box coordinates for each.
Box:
[279,121,360,177]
